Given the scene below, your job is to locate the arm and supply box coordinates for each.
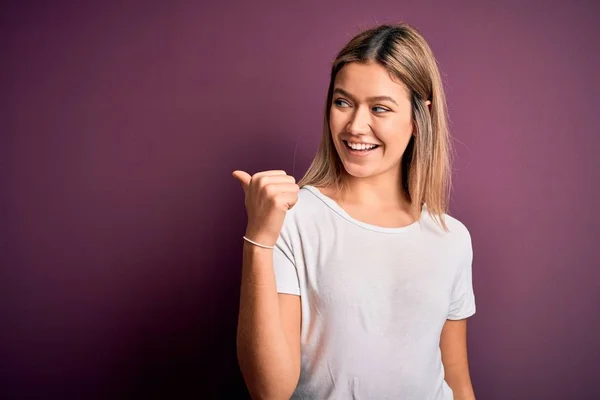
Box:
[440,318,475,400]
[236,243,301,400]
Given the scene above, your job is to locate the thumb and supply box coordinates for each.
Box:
[232,170,252,192]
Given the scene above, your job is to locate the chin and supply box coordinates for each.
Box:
[341,164,380,179]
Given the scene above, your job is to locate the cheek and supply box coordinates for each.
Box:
[329,114,348,146]
[377,119,413,149]
[329,108,344,132]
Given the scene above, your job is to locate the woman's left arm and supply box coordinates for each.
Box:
[440,318,476,400]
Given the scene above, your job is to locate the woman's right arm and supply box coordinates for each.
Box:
[232,170,301,400]
[237,244,301,399]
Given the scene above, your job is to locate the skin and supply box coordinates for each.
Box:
[323,61,417,226]
[233,60,475,399]
[233,170,301,400]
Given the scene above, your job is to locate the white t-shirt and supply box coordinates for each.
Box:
[273,185,476,399]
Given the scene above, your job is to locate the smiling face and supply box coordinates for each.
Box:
[329,61,414,182]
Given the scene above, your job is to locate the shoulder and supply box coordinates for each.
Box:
[286,185,328,218]
[421,209,472,253]
[280,186,328,232]
[442,213,472,241]
[277,186,329,251]
[440,213,473,262]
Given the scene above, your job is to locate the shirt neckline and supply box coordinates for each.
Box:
[302,185,424,234]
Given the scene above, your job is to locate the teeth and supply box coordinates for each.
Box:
[347,142,376,150]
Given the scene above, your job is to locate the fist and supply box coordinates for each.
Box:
[232,170,299,247]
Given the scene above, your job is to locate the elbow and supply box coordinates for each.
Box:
[241,372,297,400]
[239,359,300,400]
[236,331,300,399]
[240,364,299,400]
[237,352,299,400]
[247,387,296,400]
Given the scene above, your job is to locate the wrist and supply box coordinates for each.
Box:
[243,240,274,252]
[244,229,277,248]
[243,235,275,250]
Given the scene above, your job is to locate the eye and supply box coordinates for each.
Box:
[334,98,351,108]
[372,106,389,113]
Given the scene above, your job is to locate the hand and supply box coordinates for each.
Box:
[232,170,299,247]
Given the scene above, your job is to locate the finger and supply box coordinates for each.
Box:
[264,183,299,198]
[277,192,299,210]
[252,170,287,180]
[232,170,252,191]
[257,174,296,187]
[276,183,300,193]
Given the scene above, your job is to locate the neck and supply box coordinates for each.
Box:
[339,168,410,210]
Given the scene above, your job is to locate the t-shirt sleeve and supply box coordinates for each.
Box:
[273,233,301,296]
[447,229,476,320]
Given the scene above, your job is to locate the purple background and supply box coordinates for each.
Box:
[2,1,599,399]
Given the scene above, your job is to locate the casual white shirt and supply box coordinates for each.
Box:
[273,185,476,399]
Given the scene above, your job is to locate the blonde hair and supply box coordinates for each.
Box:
[298,23,452,231]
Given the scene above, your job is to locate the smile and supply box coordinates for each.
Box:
[343,140,380,153]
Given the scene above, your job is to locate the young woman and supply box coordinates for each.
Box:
[233,23,476,400]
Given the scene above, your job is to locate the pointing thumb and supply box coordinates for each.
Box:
[232,170,251,192]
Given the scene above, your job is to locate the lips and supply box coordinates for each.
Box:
[342,140,380,156]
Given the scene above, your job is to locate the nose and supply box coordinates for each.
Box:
[346,105,371,135]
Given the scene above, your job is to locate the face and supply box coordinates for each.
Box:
[329,61,414,181]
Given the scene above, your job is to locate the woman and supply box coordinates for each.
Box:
[234,22,476,399]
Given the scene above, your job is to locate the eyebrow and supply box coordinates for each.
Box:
[333,88,398,106]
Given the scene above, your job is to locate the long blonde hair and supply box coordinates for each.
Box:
[298,23,452,231]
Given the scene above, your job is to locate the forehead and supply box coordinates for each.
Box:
[334,61,410,98]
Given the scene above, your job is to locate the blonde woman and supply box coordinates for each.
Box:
[233,23,476,400]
